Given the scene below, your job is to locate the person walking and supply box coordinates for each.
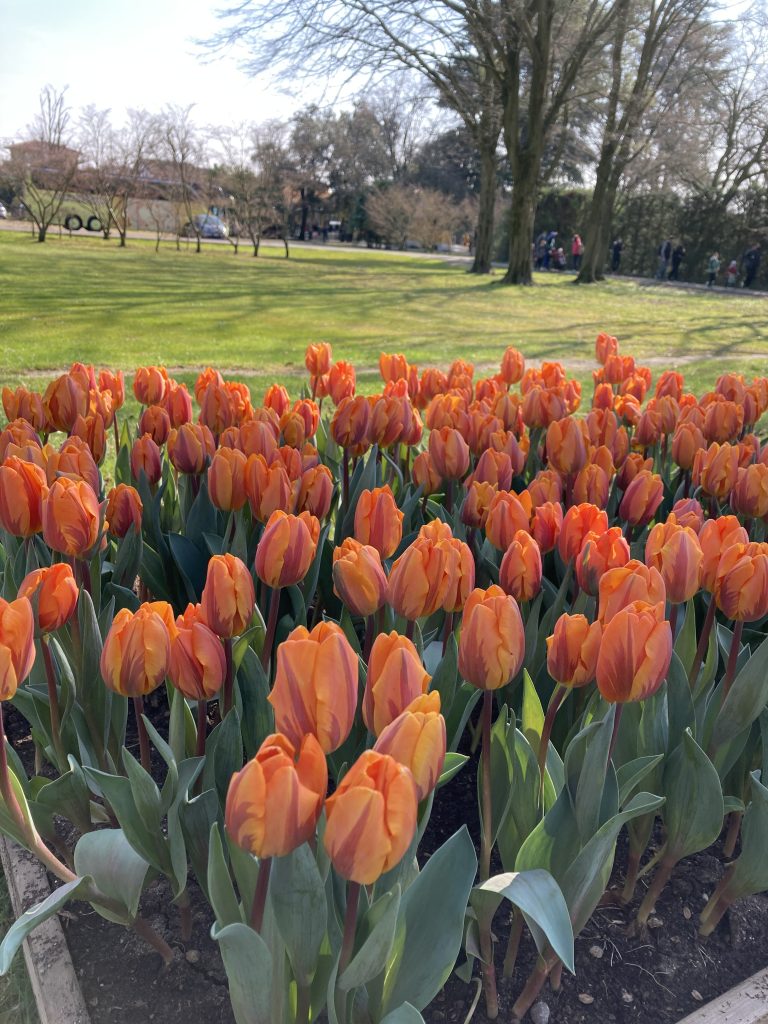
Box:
[656,239,672,279]
[669,243,686,280]
[742,244,762,288]
[706,251,720,287]
[726,258,739,287]
[571,233,584,271]
[611,238,623,272]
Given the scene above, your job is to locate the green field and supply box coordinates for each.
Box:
[1,230,767,400]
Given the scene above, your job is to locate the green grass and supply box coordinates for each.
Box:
[1,230,767,399]
[0,878,38,1024]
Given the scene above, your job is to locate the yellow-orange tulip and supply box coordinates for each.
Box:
[305,342,333,377]
[130,434,162,487]
[255,510,319,588]
[100,604,171,697]
[619,470,663,527]
[200,554,255,638]
[168,422,215,475]
[458,585,525,690]
[645,520,703,604]
[500,346,525,384]
[18,564,78,634]
[598,560,666,625]
[531,501,563,554]
[208,447,248,511]
[354,486,403,559]
[0,597,35,701]
[226,732,327,859]
[547,613,602,688]
[0,456,48,537]
[576,526,630,597]
[42,477,101,559]
[428,426,470,480]
[332,538,388,617]
[714,543,768,621]
[485,489,533,550]
[596,600,672,703]
[412,451,443,497]
[692,442,739,500]
[105,483,143,538]
[296,464,333,519]
[138,405,171,447]
[269,621,357,753]
[699,515,749,592]
[546,416,587,476]
[133,366,168,406]
[245,453,296,522]
[670,498,704,534]
[373,692,446,801]
[500,530,542,603]
[387,521,455,620]
[362,632,431,736]
[558,503,608,563]
[462,480,498,530]
[731,464,768,520]
[169,617,227,701]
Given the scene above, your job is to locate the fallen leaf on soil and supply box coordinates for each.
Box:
[578,993,594,1004]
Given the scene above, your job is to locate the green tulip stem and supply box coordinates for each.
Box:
[723,620,744,699]
[441,611,454,655]
[338,881,361,977]
[537,685,568,812]
[196,699,208,758]
[261,588,281,674]
[295,982,311,1024]
[722,809,743,859]
[502,911,524,977]
[133,697,151,773]
[41,635,66,771]
[132,916,175,965]
[342,451,350,513]
[250,856,272,934]
[636,855,677,927]
[112,414,120,455]
[479,689,499,1019]
[689,596,717,686]
[511,952,556,1022]
[223,637,235,715]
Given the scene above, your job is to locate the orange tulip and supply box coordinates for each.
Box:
[485,489,533,550]
[617,453,653,492]
[671,421,706,471]
[255,510,319,588]
[546,613,602,688]
[70,413,107,465]
[388,523,454,620]
[296,464,333,519]
[2,386,46,432]
[576,526,630,597]
[412,451,443,496]
[528,469,563,507]
[461,480,498,529]
[354,486,403,559]
[731,463,768,520]
[595,332,618,364]
[100,604,171,697]
[571,463,611,509]
[546,416,587,476]
[133,366,168,406]
[458,585,525,690]
[500,346,525,384]
[619,470,663,528]
[226,732,327,859]
[703,399,744,445]
[240,418,279,460]
[521,385,566,429]
[169,616,226,701]
[105,483,142,538]
[0,597,36,700]
[328,361,356,405]
[655,370,684,401]
[18,564,78,634]
[138,405,171,447]
[645,520,703,604]
[305,342,333,377]
[714,543,768,621]
[47,437,101,495]
[531,501,563,554]
[244,453,296,522]
[130,434,162,487]
[699,515,749,592]
[42,477,101,559]
[163,381,193,427]
[558,503,608,563]
[167,422,216,475]
[692,442,739,500]
[500,530,542,603]
[596,600,672,703]
[43,374,88,433]
[200,554,255,638]
[208,447,248,512]
[440,537,476,613]
[670,498,704,534]
[269,621,357,753]
[0,456,48,537]
[598,560,666,625]
[332,538,388,617]
[331,395,371,453]
[362,631,431,736]
[428,426,470,480]
[373,692,446,801]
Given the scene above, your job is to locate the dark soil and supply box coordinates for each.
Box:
[5,702,768,1024]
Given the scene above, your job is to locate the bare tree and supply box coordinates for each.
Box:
[366,183,415,247]
[409,188,458,250]
[159,105,206,252]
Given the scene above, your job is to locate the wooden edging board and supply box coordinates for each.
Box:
[0,834,91,1024]
[676,967,768,1024]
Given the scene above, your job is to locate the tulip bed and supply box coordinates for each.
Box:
[1,341,768,1023]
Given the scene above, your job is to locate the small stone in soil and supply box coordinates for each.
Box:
[621,990,633,1003]
[185,950,200,963]
[692,990,703,1001]
[589,944,604,959]
[648,916,664,929]
[683,906,692,919]
[578,993,595,1004]
[530,1002,550,1024]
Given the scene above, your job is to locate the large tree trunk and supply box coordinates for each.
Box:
[577,148,618,283]
[37,226,47,243]
[470,142,497,274]
[502,157,539,285]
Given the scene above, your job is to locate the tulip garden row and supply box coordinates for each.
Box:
[0,338,767,1023]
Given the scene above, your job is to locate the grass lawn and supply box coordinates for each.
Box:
[1,230,767,401]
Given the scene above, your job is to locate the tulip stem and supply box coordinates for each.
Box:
[479,689,500,1019]
[405,619,415,642]
[261,588,281,674]
[113,415,120,454]
[295,982,311,1024]
[511,952,555,1022]
[441,611,454,655]
[196,700,208,758]
[608,704,624,765]
[342,452,350,513]
[363,616,375,662]
[133,697,151,774]
[502,911,524,977]
[669,603,679,640]
[722,809,742,858]
[41,636,66,771]
[689,597,716,687]
[636,854,676,927]
[723,620,744,699]
[77,558,92,597]
[445,480,454,515]
[537,685,567,813]
[223,637,235,716]
[250,857,272,934]
[132,916,175,965]
[338,881,361,977]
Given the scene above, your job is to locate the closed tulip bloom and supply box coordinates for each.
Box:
[437,536,475,612]
[619,470,663,527]
[485,489,533,550]
[617,452,653,492]
[42,477,101,559]
[0,420,42,463]
[412,451,443,496]
[169,617,227,701]
[634,408,662,449]
[645,520,703,604]
[208,447,248,511]
[595,332,619,364]
[670,498,704,534]
[2,386,46,432]
[428,426,470,480]
[269,621,357,753]
[138,405,171,446]
[70,413,107,465]
[105,483,143,538]
[500,346,525,384]
[596,600,672,703]
[458,585,525,690]
[373,692,446,801]
[732,463,768,519]
[672,421,705,471]
[572,463,611,509]
[255,510,319,588]
[200,553,255,638]
[305,342,333,377]
[598,560,666,625]
[354,486,403,559]
[521,385,567,429]
[296,464,333,519]
[331,395,371,454]
[714,543,768,621]
[324,750,417,884]
[19,564,78,634]
[703,399,744,445]
[692,442,739,500]
[576,527,631,597]
[100,604,171,698]
[226,732,327,859]
[47,438,101,496]
[167,422,215,474]
[43,374,88,433]
[163,381,193,427]
[699,515,749,592]
[462,480,498,529]
[388,527,454,620]
[655,370,684,401]
[133,366,168,406]
[245,453,296,522]
[362,632,431,736]
[528,469,563,507]
[328,361,357,405]
[368,395,405,449]
[332,538,388,617]
[546,416,587,476]
[0,597,35,700]
[0,456,48,537]
[558,503,609,563]
[130,434,162,487]
[532,501,563,554]
[500,530,542,603]
[547,613,602,687]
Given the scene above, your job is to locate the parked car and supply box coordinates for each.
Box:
[0,203,7,219]
[179,214,229,239]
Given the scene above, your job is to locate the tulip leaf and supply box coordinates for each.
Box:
[0,875,92,976]
[617,755,664,806]
[711,635,768,750]
[666,654,695,748]
[74,828,150,924]
[76,588,111,755]
[185,479,218,547]
[436,752,468,790]
[213,708,244,807]
[112,526,143,590]
[472,869,574,973]
[429,635,458,718]
[179,789,219,903]
[498,729,548,872]
[82,766,167,871]
[445,683,480,752]
[725,773,768,900]
[381,826,476,1016]
[33,757,92,835]
[516,783,581,883]
[211,920,274,1024]
[674,599,697,675]
[661,730,723,863]
[478,706,515,845]
[207,823,243,927]
[237,648,274,760]
[380,1005,425,1023]
[339,886,401,992]
[271,843,327,988]
[521,671,545,755]
[573,706,615,843]
[168,532,207,604]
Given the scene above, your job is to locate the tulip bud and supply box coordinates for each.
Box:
[714,543,768,621]
[305,342,333,377]
[42,477,101,559]
[100,604,171,697]
[500,530,542,603]
[462,480,498,530]
[0,597,36,700]
[105,483,143,538]
[0,456,48,537]
[388,523,454,620]
[208,447,248,511]
[546,613,602,687]
[130,434,162,487]
[412,451,443,497]
[731,463,768,520]
[595,332,618,364]
[226,732,327,859]
[485,490,533,550]
[617,453,653,491]
[70,413,107,465]
[428,426,470,480]
[244,453,297,522]
[18,564,78,634]
[699,515,749,592]
[269,621,358,752]
[328,361,357,405]
[645,520,703,604]
[670,498,704,534]
[354,486,403,559]
[458,585,525,690]
[296,464,333,519]
[43,374,88,433]
[169,616,226,701]
[255,510,319,589]
[2,386,46,433]
[332,538,388,617]
[500,346,525,384]
[598,560,666,625]
[576,527,630,597]
[596,600,672,703]
[168,422,215,474]
[672,421,705,471]
[571,463,611,509]
[133,366,168,406]
[362,631,431,736]
[619,470,664,528]
[558,503,608,563]
[200,553,255,638]
[528,470,563,507]
[373,692,446,800]
[546,416,587,477]
[138,405,171,447]
[531,501,563,554]
[47,437,101,495]
[692,442,739,500]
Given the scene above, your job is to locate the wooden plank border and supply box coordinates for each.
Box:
[676,967,768,1024]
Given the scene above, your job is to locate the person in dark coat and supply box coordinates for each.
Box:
[669,244,685,280]
[611,238,623,272]
[742,244,762,288]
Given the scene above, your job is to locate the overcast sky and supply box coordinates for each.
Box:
[0,0,752,143]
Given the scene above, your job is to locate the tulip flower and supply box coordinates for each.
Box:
[731,463,768,520]
[459,585,525,690]
[388,521,456,622]
[619,470,663,528]
[47,437,101,496]
[462,480,498,530]
[163,381,193,427]
[362,631,431,736]
[169,613,227,702]
[105,483,143,538]
[571,463,610,509]
[101,604,172,699]
[645,520,703,605]
[130,434,162,487]
[699,515,749,592]
[133,366,168,406]
[528,469,563,507]
[42,477,101,560]
[296,464,333,519]
[670,497,704,534]
[531,501,563,554]
[672,421,705,471]
[43,373,88,433]
[547,613,602,688]
[200,553,255,639]
[324,750,418,885]
[354,486,403,559]
[208,447,248,512]
[576,526,630,597]
[305,342,333,378]
[0,456,48,537]
[598,559,666,625]
[269,621,357,753]
[373,692,446,801]
[138,405,171,446]
[595,332,618,364]
[428,426,470,481]
[500,346,525,384]
[412,451,443,496]
[368,395,405,449]
[332,538,388,618]
[70,412,108,465]
[0,597,36,701]
[440,537,476,614]
[596,600,672,703]
[2,386,46,432]
[545,416,587,477]
[18,564,78,634]
[485,489,533,550]
[692,442,739,501]
[239,418,279,460]
[558,502,608,563]
[255,510,319,589]
[167,422,215,475]
[714,543,768,622]
[245,453,296,522]
[500,530,543,603]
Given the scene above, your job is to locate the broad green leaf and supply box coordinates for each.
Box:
[674,599,697,675]
[339,887,401,991]
[429,634,458,718]
[380,1006,425,1024]
[573,706,615,843]
[211,921,273,1024]
[711,635,768,749]
[478,705,515,845]
[207,823,242,927]
[436,752,468,790]
[521,671,545,754]
[74,829,149,924]
[662,730,723,862]
[271,843,327,987]
[726,774,768,899]
[617,755,664,806]
[0,877,90,974]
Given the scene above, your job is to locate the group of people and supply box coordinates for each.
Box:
[656,238,762,288]
[534,231,584,272]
